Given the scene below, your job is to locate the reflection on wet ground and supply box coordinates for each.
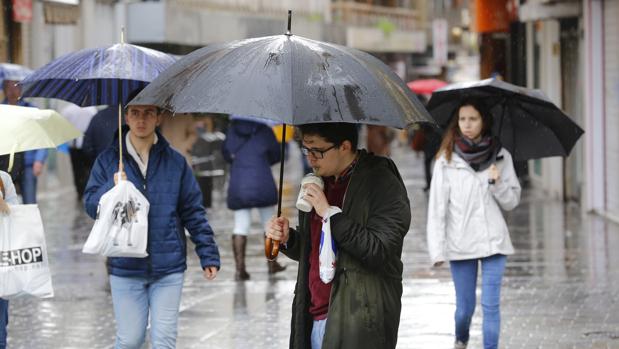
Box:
[7,143,619,348]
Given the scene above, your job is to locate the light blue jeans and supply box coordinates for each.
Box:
[233,206,274,236]
[450,254,506,349]
[0,298,7,349]
[311,318,327,349]
[109,272,185,349]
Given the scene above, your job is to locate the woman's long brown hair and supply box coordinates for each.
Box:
[436,98,494,162]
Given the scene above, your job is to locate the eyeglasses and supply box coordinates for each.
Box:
[301,144,338,159]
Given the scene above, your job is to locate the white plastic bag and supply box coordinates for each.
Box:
[0,204,54,299]
[83,180,149,258]
[319,208,341,284]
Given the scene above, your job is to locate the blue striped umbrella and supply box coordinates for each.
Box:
[20,43,175,107]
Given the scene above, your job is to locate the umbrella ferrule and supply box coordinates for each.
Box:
[286,10,292,36]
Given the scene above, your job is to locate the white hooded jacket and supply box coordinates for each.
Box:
[426,148,521,264]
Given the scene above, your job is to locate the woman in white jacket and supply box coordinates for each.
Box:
[427,98,521,349]
[0,170,19,349]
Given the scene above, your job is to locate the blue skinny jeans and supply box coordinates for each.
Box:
[450,254,506,349]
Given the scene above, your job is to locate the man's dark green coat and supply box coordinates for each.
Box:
[282,150,411,349]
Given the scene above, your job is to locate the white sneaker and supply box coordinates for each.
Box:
[454,340,467,349]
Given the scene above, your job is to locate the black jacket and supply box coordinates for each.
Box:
[282,150,411,349]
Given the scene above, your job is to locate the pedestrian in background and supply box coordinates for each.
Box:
[427,98,521,349]
[159,112,197,165]
[60,104,98,200]
[0,170,19,349]
[266,123,411,349]
[191,117,225,209]
[2,79,47,204]
[84,99,220,349]
[222,117,285,280]
[410,123,442,191]
[409,94,442,191]
[366,124,395,157]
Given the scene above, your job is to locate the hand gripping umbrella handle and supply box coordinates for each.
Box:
[265,238,280,261]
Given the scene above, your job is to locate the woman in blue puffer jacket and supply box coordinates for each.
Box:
[223,117,285,280]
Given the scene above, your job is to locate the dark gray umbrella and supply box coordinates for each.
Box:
[131,12,433,259]
[129,27,430,128]
[427,78,584,161]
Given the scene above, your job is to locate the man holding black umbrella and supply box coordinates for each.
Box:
[266,122,411,349]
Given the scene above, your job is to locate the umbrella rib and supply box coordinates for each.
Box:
[289,36,295,123]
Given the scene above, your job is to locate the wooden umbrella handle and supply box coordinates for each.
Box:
[265,237,280,261]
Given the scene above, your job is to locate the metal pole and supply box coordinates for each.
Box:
[277,124,287,217]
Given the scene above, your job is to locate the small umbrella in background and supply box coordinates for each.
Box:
[407,78,448,96]
[0,105,82,171]
[20,29,176,175]
[427,78,584,161]
[131,11,435,259]
[59,104,98,148]
[0,63,33,86]
[272,125,295,144]
[20,43,175,107]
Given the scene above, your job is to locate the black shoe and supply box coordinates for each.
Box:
[235,270,250,281]
[267,260,287,274]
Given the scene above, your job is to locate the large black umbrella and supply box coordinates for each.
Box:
[131,12,433,259]
[130,20,430,128]
[427,78,584,161]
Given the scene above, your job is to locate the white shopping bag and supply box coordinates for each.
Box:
[0,204,54,299]
[83,180,149,258]
[319,210,340,284]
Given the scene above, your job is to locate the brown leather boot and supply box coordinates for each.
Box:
[232,235,250,281]
[267,258,287,274]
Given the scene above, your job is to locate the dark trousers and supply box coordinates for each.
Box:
[196,176,213,208]
[0,298,7,348]
[21,166,37,204]
[69,148,93,200]
[423,152,433,190]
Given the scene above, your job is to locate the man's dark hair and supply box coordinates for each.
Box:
[298,123,359,150]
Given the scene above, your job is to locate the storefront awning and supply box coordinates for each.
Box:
[43,0,80,25]
[519,2,581,22]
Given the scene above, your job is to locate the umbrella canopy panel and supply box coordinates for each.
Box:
[131,35,432,129]
[0,105,82,155]
[20,43,176,107]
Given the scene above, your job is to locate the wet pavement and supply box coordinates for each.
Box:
[6,142,619,348]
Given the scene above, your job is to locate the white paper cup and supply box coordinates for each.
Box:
[296,173,324,212]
